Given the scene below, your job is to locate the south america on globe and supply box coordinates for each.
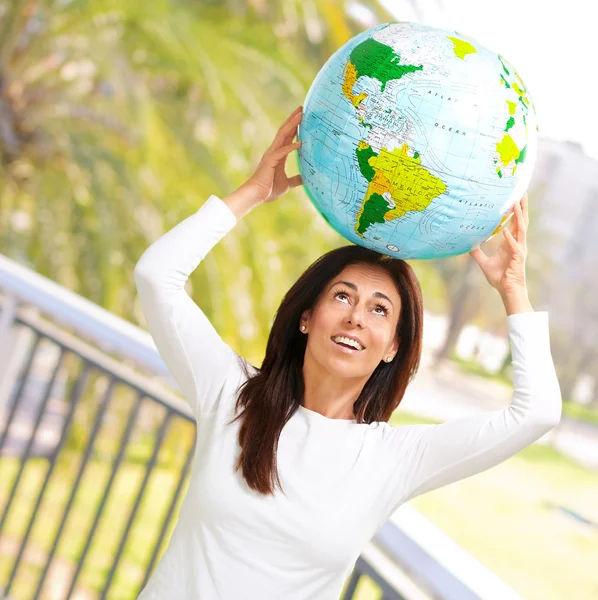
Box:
[296,21,538,259]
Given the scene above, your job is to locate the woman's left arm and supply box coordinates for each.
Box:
[382,193,561,510]
[391,310,562,506]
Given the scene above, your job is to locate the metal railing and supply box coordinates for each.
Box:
[0,253,524,600]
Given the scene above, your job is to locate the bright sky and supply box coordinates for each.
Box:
[376,0,598,160]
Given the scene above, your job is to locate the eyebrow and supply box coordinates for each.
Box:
[329,280,395,309]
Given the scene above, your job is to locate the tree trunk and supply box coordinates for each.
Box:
[0,0,30,74]
[432,255,480,368]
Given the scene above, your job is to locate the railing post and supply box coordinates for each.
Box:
[0,295,36,411]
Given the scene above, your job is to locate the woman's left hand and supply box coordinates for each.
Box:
[469,193,529,295]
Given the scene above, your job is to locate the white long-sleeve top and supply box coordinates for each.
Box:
[133,194,562,600]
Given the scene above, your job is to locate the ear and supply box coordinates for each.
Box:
[300,309,311,328]
[387,338,399,359]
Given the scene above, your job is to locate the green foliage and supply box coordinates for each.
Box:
[0,0,396,369]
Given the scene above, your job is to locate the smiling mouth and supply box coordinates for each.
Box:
[331,337,364,352]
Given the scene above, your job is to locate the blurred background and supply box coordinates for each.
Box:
[0,1,596,599]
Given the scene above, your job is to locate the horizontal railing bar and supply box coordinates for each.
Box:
[7,304,194,422]
[0,255,175,382]
[374,505,524,600]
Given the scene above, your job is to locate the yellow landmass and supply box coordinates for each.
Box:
[490,212,513,237]
[512,82,529,106]
[446,36,478,60]
[342,60,368,107]
[355,143,447,236]
[506,100,517,115]
[496,134,520,167]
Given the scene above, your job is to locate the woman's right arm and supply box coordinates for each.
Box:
[133,106,304,416]
[134,193,246,416]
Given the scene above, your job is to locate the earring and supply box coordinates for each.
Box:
[300,325,306,332]
[385,356,392,362]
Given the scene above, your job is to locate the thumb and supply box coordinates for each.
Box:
[288,174,303,188]
[469,246,487,267]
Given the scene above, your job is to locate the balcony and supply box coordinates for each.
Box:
[0,253,523,600]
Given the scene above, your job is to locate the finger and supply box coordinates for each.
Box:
[281,116,301,146]
[506,211,517,236]
[503,225,520,252]
[269,110,303,151]
[512,200,521,243]
[506,198,520,229]
[285,110,303,137]
[270,140,302,162]
[288,174,303,188]
[469,245,488,268]
[521,193,529,227]
[514,200,526,245]
[280,106,303,129]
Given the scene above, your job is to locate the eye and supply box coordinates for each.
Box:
[374,303,389,316]
[334,289,350,302]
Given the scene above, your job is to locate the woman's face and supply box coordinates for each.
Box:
[300,263,402,378]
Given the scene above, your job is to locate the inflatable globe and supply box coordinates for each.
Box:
[296,21,538,259]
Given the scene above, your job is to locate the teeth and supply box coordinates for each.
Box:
[332,336,364,351]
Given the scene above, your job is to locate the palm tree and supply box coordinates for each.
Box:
[0,0,398,363]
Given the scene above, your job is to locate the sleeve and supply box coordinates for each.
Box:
[382,311,562,513]
[133,194,247,417]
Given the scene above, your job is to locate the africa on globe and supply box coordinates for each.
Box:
[296,21,538,259]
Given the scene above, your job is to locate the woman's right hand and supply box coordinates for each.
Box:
[243,106,304,204]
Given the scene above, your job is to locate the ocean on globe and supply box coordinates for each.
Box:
[296,21,538,259]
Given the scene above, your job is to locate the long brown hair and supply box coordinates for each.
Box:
[227,244,424,496]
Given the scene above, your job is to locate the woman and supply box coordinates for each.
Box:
[133,106,562,599]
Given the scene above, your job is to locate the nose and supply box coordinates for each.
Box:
[345,303,366,328]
